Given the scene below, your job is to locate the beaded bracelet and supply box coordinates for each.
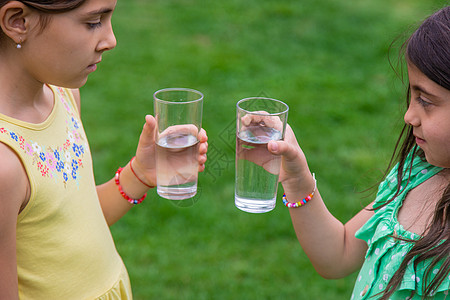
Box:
[282,173,317,208]
[130,156,154,189]
[115,167,147,205]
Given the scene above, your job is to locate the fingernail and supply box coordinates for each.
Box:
[269,141,278,152]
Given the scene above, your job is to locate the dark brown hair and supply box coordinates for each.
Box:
[0,0,86,39]
[379,6,450,299]
[0,0,86,12]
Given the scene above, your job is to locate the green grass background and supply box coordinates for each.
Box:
[80,0,448,299]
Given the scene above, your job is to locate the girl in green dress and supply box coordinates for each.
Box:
[268,6,449,299]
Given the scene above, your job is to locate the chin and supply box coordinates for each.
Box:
[47,76,89,89]
[424,153,450,169]
[67,79,88,89]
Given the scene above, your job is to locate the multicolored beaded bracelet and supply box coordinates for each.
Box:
[130,156,154,189]
[115,167,147,205]
[282,173,317,208]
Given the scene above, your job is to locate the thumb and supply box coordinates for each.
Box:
[268,140,300,161]
[140,115,157,146]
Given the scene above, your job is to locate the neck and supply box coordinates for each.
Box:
[0,52,54,124]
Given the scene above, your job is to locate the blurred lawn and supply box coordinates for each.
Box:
[80,0,447,299]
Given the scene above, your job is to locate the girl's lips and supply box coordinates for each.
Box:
[87,64,97,72]
[87,59,101,72]
[415,136,426,144]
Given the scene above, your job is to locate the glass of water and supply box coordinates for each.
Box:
[235,97,289,213]
[153,88,203,200]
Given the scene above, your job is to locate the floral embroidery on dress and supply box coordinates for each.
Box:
[0,88,87,187]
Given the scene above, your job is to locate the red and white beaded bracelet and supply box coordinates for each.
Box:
[115,167,146,205]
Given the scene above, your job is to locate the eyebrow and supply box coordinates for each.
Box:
[411,84,434,97]
[86,8,113,16]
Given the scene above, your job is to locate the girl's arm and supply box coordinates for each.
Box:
[95,116,155,226]
[287,191,373,278]
[0,143,30,300]
[268,125,373,279]
[72,89,208,225]
[96,161,149,226]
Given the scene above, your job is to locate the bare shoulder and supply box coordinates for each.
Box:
[0,143,30,215]
[398,172,447,235]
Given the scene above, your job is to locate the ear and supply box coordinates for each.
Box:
[0,1,35,44]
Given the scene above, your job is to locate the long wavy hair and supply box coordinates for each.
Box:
[378,6,450,299]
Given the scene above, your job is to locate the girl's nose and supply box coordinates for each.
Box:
[97,25,117,52]
[404,102,420,127]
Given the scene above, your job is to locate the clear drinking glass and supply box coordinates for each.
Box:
[153,88,203,200]
[235,97,289,213]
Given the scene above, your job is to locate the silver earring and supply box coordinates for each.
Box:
[16,38,22,49]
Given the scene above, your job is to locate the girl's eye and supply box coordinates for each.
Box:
[87,22,102,29]
[416,96,432,107]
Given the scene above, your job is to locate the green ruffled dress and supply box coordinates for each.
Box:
[351,152,449,299]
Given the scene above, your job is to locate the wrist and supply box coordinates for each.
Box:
[282,171,316,200]
[130,156,155,189]
[282,173,317,207]
[115,166,147,205]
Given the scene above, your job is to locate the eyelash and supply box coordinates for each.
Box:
[416,96,432,107]
[87,22,102,29]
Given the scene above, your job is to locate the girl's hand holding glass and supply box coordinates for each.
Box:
[267,125,316,196]
[131,115,208,191]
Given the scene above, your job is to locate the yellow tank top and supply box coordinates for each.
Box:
[0,86,128,299]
